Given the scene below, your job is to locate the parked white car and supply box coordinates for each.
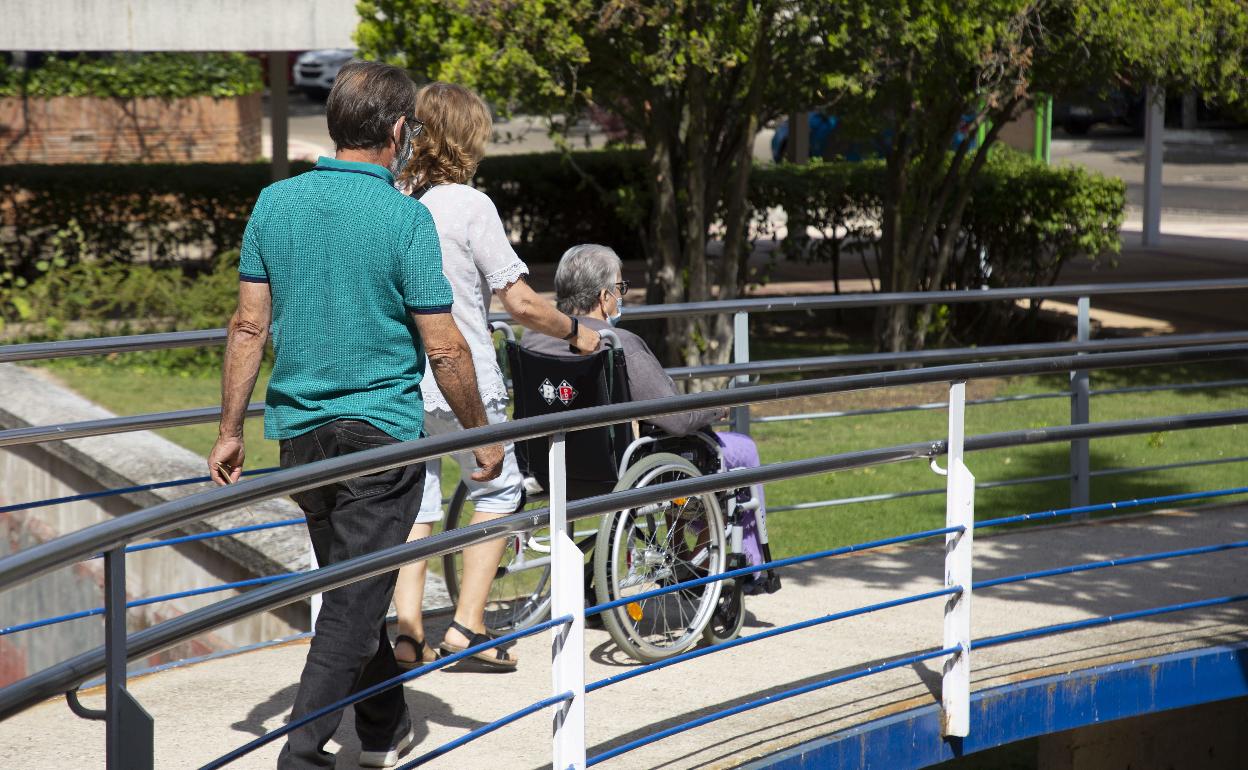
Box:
[293,49,355,101]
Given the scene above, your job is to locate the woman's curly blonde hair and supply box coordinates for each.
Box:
[404,82,492,188]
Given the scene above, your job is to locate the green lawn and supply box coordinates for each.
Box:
[33,353,1248,558]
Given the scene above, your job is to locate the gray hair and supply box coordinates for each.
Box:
[554,244,622,314]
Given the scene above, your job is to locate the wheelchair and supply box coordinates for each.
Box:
[440,323,776,663]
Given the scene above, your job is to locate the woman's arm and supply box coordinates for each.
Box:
[496,277,600,353]
[466,188,600,353]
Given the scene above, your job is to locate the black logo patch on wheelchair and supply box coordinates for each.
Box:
[539,378,578,407]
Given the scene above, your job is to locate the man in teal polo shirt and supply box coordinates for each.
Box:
[209,61,503,769]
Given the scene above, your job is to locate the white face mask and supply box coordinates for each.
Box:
[606,288,623,326]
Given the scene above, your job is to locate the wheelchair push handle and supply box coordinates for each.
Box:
[489,320,517,342]
[600,329,622,350]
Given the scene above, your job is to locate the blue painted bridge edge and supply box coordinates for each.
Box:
[741,643,1248,770]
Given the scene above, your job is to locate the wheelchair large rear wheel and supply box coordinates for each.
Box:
[442,482,554,634]
[593,453,726,662]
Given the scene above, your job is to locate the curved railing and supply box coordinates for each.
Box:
[2,279,1248,767]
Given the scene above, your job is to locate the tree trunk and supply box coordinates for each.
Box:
[680,70,712,374]
[644,103,686,365]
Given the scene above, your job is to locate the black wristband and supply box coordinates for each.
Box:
[562,315,579,341]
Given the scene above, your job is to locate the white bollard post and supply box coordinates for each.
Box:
[548,432,586,769]
[308,539,321,631]
[941,381,975,738]
[731,311,751,435]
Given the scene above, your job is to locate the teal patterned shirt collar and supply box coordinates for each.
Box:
[314,155,396,185]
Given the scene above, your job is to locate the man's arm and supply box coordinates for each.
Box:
[496,277,600,354]
[208,281,272,484]
[412,311,505,481]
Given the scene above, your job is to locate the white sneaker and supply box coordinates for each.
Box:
[359,726,415,768]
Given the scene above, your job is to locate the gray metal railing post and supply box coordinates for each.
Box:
[548,432,586,768]
[1071,297,1092,514]
[941,381,974,738]
[731,311,751,435]
[103,547,153,770]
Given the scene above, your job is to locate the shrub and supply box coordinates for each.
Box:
[746,151,1125,342]
[0,53,263,99]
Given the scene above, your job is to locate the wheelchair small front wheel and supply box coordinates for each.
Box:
[442,482,553,634]
[594,453,726,663]
[702,577,745,646]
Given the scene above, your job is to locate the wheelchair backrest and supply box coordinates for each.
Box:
[506,340,632,497]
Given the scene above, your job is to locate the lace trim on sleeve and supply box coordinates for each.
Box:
[484,260,530,292]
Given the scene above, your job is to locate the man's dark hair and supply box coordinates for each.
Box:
[326,60,417,151]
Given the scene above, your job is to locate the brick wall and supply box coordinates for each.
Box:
[0,93,262,164]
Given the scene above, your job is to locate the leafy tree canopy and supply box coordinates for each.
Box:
[357,0,1247,356]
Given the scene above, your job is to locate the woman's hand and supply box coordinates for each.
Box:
[571,324,601,354]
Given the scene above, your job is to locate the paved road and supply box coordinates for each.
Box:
[4,505,1247,769]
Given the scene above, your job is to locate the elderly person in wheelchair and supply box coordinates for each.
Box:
[502,243,779,662]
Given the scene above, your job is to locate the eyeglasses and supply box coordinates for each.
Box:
[613,280,630,297]
[408,116,425,138]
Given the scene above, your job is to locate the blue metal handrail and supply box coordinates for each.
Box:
[0,572,301,636]
[586,645,964,766]
[587,587,963,695]
[974,594,1248,650]
[191,483,1248,767]
[400,692,575,769]
[200,614,574,770]
[0,467,280,515]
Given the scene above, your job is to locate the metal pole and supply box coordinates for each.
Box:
[941,381,974,739]
[548,432,586,769]
[1043,94,1053,165]
[1143,85,1165,247]
[1070,297,1091,513]
[268,52,290,182]
[731,311,751,435]
[104,547,126,767]
[103,547,153,770]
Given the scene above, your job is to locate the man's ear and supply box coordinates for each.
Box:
[391,115,407,147]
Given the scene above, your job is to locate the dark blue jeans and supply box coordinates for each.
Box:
[276,419,425,769]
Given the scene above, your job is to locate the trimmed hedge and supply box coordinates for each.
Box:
[749,151,1125,292]
[0,161,315,278]
[0,53,264,99]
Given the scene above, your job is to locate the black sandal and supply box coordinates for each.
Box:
[437,621,518,671]
[394,634,438,670]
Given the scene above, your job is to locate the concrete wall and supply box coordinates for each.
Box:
[0,363,310,687]
[0,0,358,52]
[1037,696,1248,770]
[0,94,262,164]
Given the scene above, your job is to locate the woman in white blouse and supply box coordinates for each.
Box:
[393,82,600,670]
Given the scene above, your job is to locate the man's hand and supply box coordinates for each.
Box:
[471,443,505,481]
[572,324,601,355]
[208,435,245,485]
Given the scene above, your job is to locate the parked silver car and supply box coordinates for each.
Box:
[293,49,354,102]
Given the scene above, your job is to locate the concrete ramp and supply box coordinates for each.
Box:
[3,505,1247,769]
